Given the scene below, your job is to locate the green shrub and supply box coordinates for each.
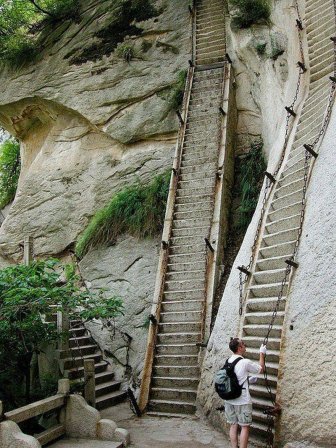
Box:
[0,0,81,67]
[236,141,266,230]
[115,42,136,62]
[230,0,271,28]
[167,69,187,111]
[0,138,21,209]
[76,170,171,258]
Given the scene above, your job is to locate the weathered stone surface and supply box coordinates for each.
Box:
[0,0,188,261]
[228,0,299,156]
[79,235,160,381]
[0,420,41,448]
[62,395,100,439]
[114,428,130,446]
[96,419,118,440]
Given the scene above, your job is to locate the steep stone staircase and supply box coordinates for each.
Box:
[240,0,335,443]
[145,0,228,416]
[59,319,127,410]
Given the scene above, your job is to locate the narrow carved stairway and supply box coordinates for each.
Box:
[240,0,335,443]
[145,0,228,416]
[60,320,127,410]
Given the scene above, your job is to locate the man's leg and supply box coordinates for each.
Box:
[229,423,239,448]
[239,425,250,448]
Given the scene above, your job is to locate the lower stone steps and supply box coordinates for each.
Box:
[148,399,196,415]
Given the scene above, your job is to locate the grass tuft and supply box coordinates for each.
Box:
[76,170,171,258]
[236,140,266,231]
[0,138,21,209]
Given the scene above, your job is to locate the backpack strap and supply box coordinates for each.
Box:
[230,356,243,368]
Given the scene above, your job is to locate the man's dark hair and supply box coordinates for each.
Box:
[229,337,240,354]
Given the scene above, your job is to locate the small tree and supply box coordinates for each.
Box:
[0,137,21,209]
[0,259,123,409]
[230,0,271,28]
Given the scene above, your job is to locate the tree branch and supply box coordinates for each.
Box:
[27,0,56,18]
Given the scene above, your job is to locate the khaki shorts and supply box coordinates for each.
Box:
[224,403,253,426]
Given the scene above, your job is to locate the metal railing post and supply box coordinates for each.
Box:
[23,236,33,266]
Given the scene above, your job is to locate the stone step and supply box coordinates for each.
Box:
[244,311,285,326]
[156,343,200,356]
[158,321,202,333]
[165,269,205,282]
[168,251,206,264]
[245,347,280,363]
[246,297,286,313]
[178,177,215,190]
[179,162,217,176]
[261,226,299,246]
[252,408,274,426]
[243,324,282,339]
[69,335,93,347]
[173,209,213,222]
[95,390,127,410]
[252,268,287,285]
[196,16,225,28]
[154,354,199,367]
[163,288,205,302]
[170,234,209,248]
[250,421,273,442]
[151,376,199,389]
[255,255,291,271]
[160,310,202,323]
[63,353,102,370]
[165,278,205,292]
[152,364,200,377]
[270,188,303,212]
[171,225,209,238]
[70,326,86,337]
[252,395,278,412]
[264,214,301,235]
[266,200,302,224]
[277,165,305,189]
[156,332,202,345]
[169,243,206,256]
[181,152,218,166]
[95,370,115,385]
[150,387,197,402]
[258,240,296,258]
[148,399,196,415]
[175,192,213,204]
[160,299,204,313]
[174,198,214,213]
[95,380,122,398]
[167,259,206,273]
[248,282,288,298]
[273,177,304,199]
[68,361,108,380]
[243,336,281,351]
[60,344,97,359]
[249,384,276,401]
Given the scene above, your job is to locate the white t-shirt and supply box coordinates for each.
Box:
[224,354,261,405]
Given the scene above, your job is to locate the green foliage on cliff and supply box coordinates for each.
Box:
[168,69,188,111]
[76,170,171,258]
[0,138,21,209]
[0,259,123,408]
[0,0,80,67]
[230,0,271,28]
[236,141,266,230]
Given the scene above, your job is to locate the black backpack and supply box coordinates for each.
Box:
[214,357,244,400]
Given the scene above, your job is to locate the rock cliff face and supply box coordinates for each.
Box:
[0,0,190,261]
[0,0,190,379]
